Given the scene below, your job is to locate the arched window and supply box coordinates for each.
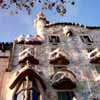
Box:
[14,78,40,100]
[15,89,40,100]
[10,68,46,100]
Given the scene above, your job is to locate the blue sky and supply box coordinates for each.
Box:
[0,0,100,42]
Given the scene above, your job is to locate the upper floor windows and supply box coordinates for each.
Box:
[48,35,60,45]
[80,35,93,45]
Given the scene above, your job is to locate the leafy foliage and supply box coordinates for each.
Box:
[0,0,76,16]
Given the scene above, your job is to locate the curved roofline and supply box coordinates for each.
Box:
[45,22,100,29]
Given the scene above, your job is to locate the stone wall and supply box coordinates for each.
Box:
[0,12,100,100]
[0,50,10,99]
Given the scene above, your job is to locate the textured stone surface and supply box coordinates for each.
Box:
[0,13,100,100]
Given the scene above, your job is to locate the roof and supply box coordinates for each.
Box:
[45,22,100,29]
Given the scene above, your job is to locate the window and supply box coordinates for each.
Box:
[48,35,60,45]
[57,92,75,100]
[15,89,40,100]
[80,35,93,45]
[14,78,40,100]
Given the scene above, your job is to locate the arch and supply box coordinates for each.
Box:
[10,68,46,90]
[50,69,77,90]
[10,67,47,100]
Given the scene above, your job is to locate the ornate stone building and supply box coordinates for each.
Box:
[0,12,100,100]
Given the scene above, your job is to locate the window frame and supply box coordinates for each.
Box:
[48,35,60,45]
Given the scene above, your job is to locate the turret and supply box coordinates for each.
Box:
[34,12,49,40]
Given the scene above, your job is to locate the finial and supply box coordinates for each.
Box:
[37,12,46,20]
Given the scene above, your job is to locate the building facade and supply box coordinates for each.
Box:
[0,12,100,100]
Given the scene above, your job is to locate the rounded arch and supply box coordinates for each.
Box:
[50,68,77,90]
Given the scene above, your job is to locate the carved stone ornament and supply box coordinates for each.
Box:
[48,48,70,65]
[18,48,39,65]
[9,67,46,90]
[88,48,100,64]
[15,34,43,44]
[63,26,73,37]
[50,69,77,90]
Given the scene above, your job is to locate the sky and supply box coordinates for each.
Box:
[0,0,100,42]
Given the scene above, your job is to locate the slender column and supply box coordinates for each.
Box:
[24,76,29,100]
[23,60,30,100]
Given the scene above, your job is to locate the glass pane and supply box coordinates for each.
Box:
[32,89,39,100]
[16,89,40,100]
[16,91,24,100]
[58,92,73,100]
